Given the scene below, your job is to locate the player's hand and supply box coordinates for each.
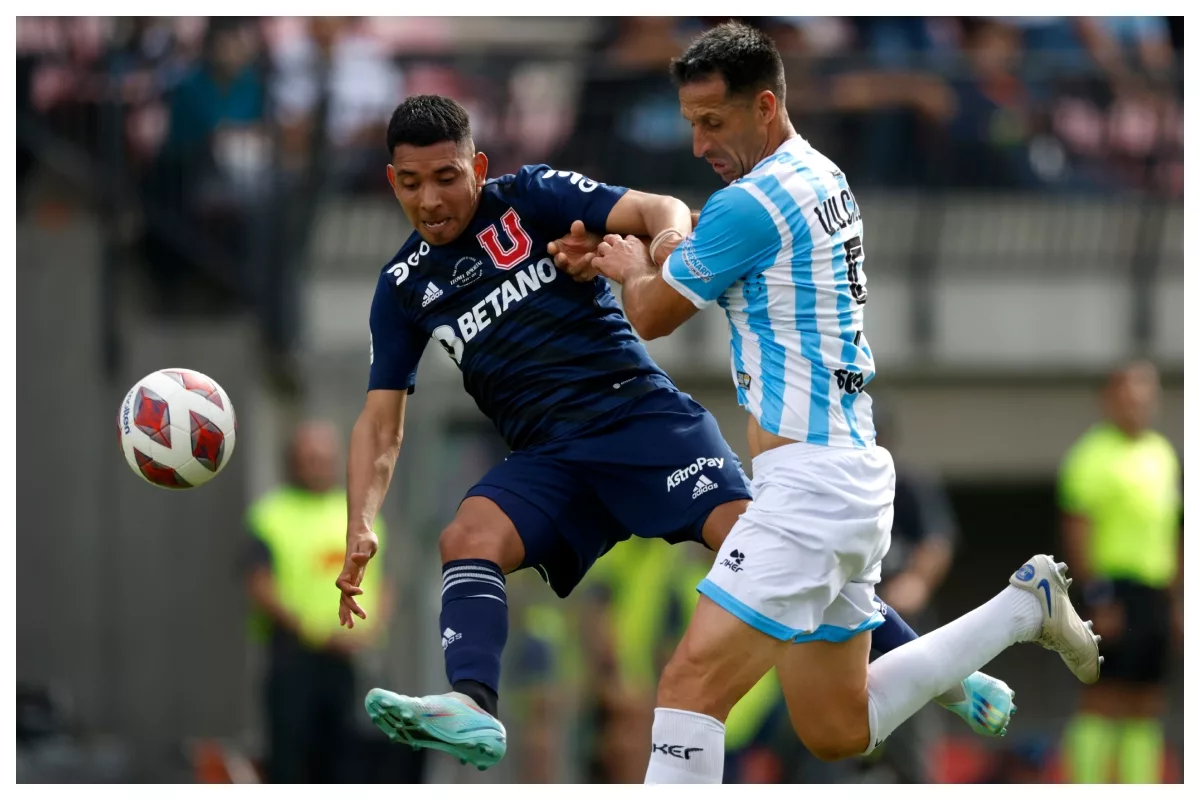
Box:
[548,220,603,282]
[880,572,929,617]
[336,530,379,628]
[592,234,652,285]
[1089,600,1125,642]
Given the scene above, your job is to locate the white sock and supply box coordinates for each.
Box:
[643,708,726,784]
[865,586,1041,753]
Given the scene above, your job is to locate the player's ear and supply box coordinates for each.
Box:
[473,151,489,184]
[386,163,398,194]
[758,89,778,126]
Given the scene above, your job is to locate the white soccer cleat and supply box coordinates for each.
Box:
[1009,554,1103,684]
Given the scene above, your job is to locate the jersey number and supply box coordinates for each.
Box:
[477,208,533,271]
[845,235,867,305]
[432,325,465,367]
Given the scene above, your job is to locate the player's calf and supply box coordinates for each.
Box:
[435,496,526,716]
[646,596,781,784]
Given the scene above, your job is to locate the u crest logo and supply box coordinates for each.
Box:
[477,208,533,270]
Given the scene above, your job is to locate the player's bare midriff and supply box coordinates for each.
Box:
[746,414,800,460]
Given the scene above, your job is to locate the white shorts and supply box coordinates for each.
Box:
[698,440,896,643]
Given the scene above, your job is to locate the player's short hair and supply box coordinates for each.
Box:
[671,21,786,104]
[386,94,472,156]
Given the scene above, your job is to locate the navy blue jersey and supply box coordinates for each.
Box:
[368,165,676,451]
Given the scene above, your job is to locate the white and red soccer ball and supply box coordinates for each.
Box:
[116,368,237,489]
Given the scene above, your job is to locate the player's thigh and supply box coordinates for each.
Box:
[459,451,621,595]
[658,594,785,723]
[451,452,582,573]
[774,632,872,761]
[569,389,753,546]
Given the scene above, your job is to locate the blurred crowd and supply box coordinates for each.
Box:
[14,15,1184,371]
[17,16,1184,197]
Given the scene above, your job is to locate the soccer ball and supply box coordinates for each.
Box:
[116,368,237,489]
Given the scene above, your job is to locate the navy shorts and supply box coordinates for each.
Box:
[465,388,752,597]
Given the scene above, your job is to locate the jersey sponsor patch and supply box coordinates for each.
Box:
[680,239,713,282]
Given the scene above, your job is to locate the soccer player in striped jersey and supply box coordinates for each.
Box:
[588,23,1102,783]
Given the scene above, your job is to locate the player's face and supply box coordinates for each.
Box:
[680,75,775,183]
[1106,363,1160,434]
[388,141,489,246]
[290,422,339,493]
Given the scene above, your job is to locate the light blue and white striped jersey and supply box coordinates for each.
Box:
[663,135,876,449]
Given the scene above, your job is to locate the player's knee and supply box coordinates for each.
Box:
[437,497,526,570]
[790,698,870,762]
[805,736,866,763]
[438,518,509,567]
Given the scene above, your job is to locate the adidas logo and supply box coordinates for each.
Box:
[720,548,745,573]
[692,474,718,499]
[441,627,462,650]
[422,281,444,307]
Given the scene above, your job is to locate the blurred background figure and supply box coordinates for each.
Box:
[244,421,392,783]
[861,402,960,783]
[1058,363,1182,784]
[142,16,270,316]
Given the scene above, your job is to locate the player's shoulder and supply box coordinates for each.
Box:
[698,181,775,230]
[245,486,295,528]
[1062,423,1118,469]
[1144,429,1180,462]
[485,163,606,199]
[377,231,429,290]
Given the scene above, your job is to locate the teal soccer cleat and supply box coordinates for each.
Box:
[936,672,1016,737]
[365,688,507,770]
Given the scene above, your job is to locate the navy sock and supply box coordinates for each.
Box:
[871,597,920,654]
[440,559,508,713]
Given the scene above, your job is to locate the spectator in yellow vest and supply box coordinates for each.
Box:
[1060,362,1182,783]
[245,421,392,783]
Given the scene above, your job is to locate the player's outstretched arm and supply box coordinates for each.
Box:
[337,389,408,628]
[603,190,693,266]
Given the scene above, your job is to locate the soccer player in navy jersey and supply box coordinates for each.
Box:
[333,94,959,772]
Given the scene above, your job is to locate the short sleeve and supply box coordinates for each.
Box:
[662,185,782,309]
[368,267,427,393]
[1058,437,1097,517]
[510,164,629,234]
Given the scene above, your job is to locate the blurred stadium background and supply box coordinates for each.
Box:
[16,15,1183,784]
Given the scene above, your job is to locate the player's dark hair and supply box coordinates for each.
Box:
[386,94,472,156]
[671,21,786,104]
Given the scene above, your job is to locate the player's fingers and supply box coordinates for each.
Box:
[335,574,364,595]
[547,240,560,256]
[570,219,587,239]
[350,550,374,566]
[342,591,366,620]
[602,234,622,246]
